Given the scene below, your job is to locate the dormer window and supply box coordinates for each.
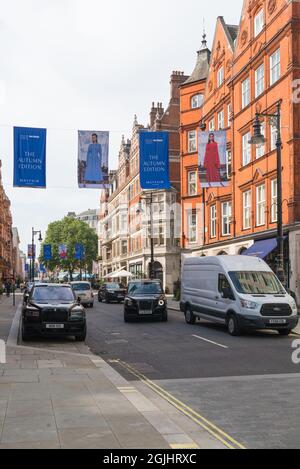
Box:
[217,67,224,87]
[191,94,204,109]
[254,10,264,37]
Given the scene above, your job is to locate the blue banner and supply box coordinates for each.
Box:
[43,245,52,261]
[14,127,47,188]
[75,243,85,261]
[39,264,47,274]
[139,131,170,190]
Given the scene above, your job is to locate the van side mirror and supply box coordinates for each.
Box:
[222,288,235,301]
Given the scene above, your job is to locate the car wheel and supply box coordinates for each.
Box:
[124,313,131,323]
[227,314,241,336]
[185,307,196,325]
[75,328,87,342]
[278,329,292,336]
[98,296,102,303]
[90,303,94,308]
[161,311,168,322]
[21,324,31,342]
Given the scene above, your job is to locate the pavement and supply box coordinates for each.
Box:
[0,293,226,449]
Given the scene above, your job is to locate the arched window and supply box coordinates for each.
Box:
[191,94,204,109]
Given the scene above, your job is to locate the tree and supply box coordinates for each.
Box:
[40,216,98,281]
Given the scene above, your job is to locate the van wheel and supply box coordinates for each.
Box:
[227,314,241,336]
[185,307,196,325]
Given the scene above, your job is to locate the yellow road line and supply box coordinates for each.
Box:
[116,359,246,450]
[170,443,199,450]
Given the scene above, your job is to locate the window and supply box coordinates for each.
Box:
[191,94,204,109]
[218,110,225,130]
[221,202,232,236]
[254,10,264,37]
[270,49,280,86]
[210,205,217,238]
[188,131,197,153]
[271,179,278,223]
[209,118,215,131]
[188,212,197,244]
[226,150,232,179]
[243,190,251,230]
[242,77,250,108]
[270,123,277,151]
[218,274,234,299]
[227,104,232,127]
[255,64,265,98]
[256,122,266,159]
[242,132,251,166]
[256,184,266,226]
[188,171,197,196]
[217,67,224,87]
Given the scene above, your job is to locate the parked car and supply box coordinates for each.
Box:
[70,281,94,308]
[22,284,86,342]
[180,256,299,336]
[124,280,168,322]
[98,283,127,304]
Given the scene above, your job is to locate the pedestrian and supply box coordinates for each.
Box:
[5,280,11,297]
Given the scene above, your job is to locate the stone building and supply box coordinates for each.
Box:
[99,72,188,292]
[0,160,13,282]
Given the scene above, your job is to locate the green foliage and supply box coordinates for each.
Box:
[40,216,98,279]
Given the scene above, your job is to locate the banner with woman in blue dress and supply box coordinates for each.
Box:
[78,131,109,189]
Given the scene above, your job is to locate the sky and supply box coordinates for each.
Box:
[0,0,242,254]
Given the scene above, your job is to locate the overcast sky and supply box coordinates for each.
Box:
[0,0,242,254]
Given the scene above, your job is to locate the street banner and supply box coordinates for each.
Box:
[59,244,67,260]
[14,127,47,188]
[198,130,229,188]
[39,264,47,274]
[27,244,36,260]
[139,131,170,190]
[93,261,99,275]
[78,131,109,189]
[43,245,52,261]
[75,243,85,261]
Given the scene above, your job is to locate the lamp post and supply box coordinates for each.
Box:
[139,192,155,279]
[249,100,285,285]
[31,228,43,282]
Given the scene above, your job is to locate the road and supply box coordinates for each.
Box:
[86,300,300,449]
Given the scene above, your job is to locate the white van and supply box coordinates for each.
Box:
[70,281,94,308]
[180,256,298,336]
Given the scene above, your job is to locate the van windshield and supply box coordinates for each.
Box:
[229,271,285,295]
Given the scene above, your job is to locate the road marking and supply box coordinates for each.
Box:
[170,443,199,450]
[192,334,229,349]
[115,359,245,450]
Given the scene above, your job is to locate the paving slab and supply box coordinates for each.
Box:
[58,427,121,449]
[1,415,58,444]
[6,400,53,419]
[54,405,109,430]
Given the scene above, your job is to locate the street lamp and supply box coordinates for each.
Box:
[139,192,155,279]
[31,228,43,282]
[249,100,285,285]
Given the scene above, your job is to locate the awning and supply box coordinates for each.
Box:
[243,238,278,259]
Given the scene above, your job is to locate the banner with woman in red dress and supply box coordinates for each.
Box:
[198,130,229,188]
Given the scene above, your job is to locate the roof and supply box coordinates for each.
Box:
[184,256,271,272]
[183,34,211,86]
[77,209,97,218]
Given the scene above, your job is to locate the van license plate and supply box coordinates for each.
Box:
[46,324,65,329]
[268,319,287,325]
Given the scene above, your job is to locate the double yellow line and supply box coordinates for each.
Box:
[115,359,246,450]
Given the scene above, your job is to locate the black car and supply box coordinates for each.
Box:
[124,280,168,322]
[98,283,127,304]
[22,284,86,342]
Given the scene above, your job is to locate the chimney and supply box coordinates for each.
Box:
[170,71,186,102]
[150,102,157,127]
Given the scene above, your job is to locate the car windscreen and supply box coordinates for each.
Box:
[229,271,285,295]
[72,283,91,291]
[32,286,75,302]
[106,283,122,290]
[128,282,163,296]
